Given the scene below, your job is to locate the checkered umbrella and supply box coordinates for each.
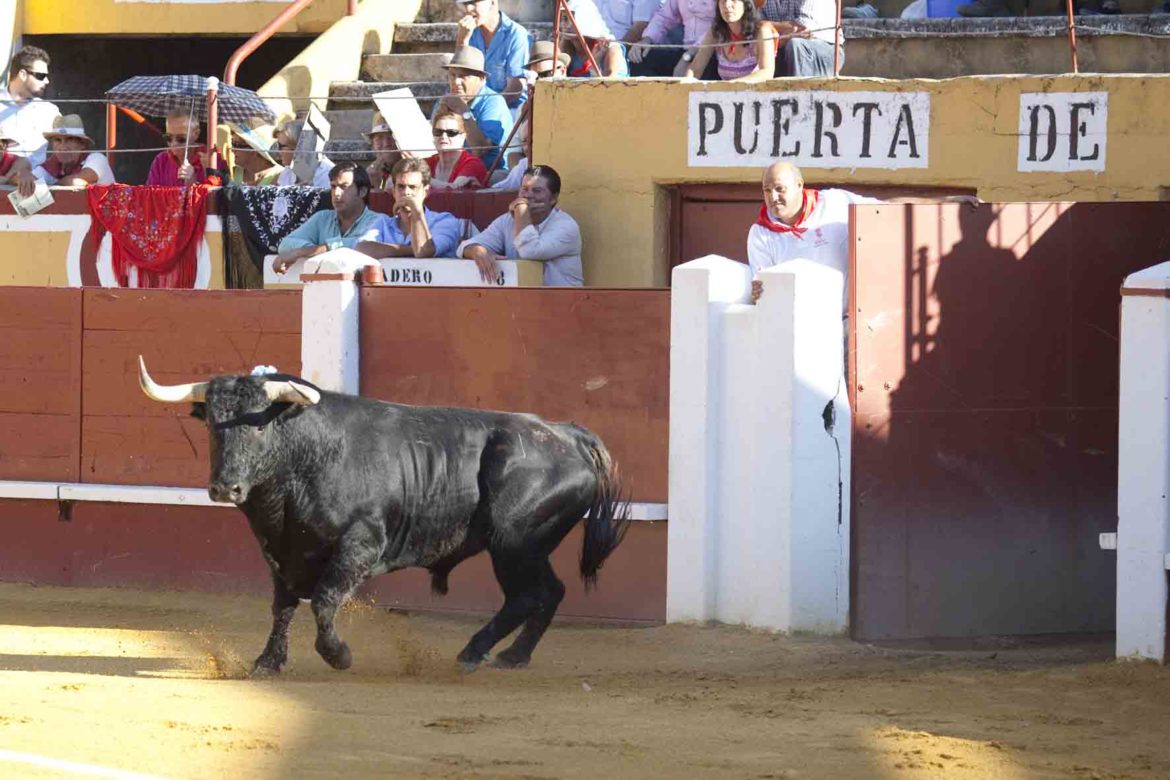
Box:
[105,75,276,124]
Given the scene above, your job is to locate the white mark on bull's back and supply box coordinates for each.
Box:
[584,377,608,391]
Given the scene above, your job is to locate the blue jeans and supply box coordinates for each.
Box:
[777,38,841,77]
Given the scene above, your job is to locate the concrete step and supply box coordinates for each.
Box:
[361,52,453,83]
[324,138,374,164]
[393,22,553,53]
[328,80,446,114]
[417,0,553,23]
[323,108,376,139]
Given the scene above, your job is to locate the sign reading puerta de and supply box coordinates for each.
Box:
[688,90,1110,174]
[688,90,931,169]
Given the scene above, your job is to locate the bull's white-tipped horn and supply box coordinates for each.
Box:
[138,355,208,403]
[263,380,321,406]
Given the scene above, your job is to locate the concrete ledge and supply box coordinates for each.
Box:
[844,15,1170,39]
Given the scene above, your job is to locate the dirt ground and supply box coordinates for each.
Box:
[1,583,1168,779]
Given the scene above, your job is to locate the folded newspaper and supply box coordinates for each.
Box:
[7,181,55,217]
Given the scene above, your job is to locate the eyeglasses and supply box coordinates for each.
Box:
[432,128,463,138]
[162,133,193,144]
[25,70,49,81]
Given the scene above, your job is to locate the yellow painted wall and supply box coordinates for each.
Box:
[0,231,72,286]
[23,0,348,36]
[534,76,1170,288]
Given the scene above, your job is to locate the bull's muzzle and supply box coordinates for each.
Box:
[209,482,247,505]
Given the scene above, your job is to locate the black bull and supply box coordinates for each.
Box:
[138,359,630,674]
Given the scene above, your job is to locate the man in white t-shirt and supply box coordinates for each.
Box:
[28,114,115,194]
[747,161,879,307]
[0,46,61,168]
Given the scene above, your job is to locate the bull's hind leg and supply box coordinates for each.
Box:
[456,550,542,670]
[252,572,299,677]
[492,557,565,669]
[310,524,384,670]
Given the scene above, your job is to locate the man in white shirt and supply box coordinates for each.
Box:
[459,164,583,286]
[0,46,61,168]
[30,114,115,194]
[747,161,879,307]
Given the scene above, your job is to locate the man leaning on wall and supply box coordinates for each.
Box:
[0,46,61,168]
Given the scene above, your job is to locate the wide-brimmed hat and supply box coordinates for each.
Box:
[43,114,94,147]
[229,122,278,166]
[443,46,488,76]
[362,112,393,138]
[525,40,571,70]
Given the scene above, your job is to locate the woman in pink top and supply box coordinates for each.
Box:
[686,0,778,82]
[425,111,488,191]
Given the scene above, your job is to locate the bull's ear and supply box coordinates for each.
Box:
[190,402,207,420]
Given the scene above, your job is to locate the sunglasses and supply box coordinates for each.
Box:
[432,128,463,138]
[162,133,193,143]
[25,70,49,81]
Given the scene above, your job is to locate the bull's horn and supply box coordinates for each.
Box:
[138,356,208,403]
[263,380,321,406]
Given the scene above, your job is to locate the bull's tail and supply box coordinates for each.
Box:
[580,441,631,591]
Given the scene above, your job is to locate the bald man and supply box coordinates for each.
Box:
[747,162,880,307]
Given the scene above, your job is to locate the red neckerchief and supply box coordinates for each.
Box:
[755,189,820,238]
[728,31,745,58]
[568,39,606,77]
[42,154,84,180]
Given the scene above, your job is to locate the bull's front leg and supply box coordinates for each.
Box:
[311,523,384,670]
[251,569,299,677]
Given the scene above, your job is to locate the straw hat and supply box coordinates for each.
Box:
[43,114,94,147]
[229,122,278,166]
[362,112,393,138]
[443,46,488,76]
[525,40,571,70]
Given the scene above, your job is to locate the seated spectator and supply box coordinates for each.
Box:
[491,119,530,191]
[596,0,666,43]
[227,124,282,186]
[562,31,630,77]
[0,46,61,168]
[272,162,393,274]
[525,41,570,79]
[0,133,35,194]
[459,164,582,287]
[426,111,489,190]
[686,0,778,82]
[32,114,115,191]
[756,0,841,77]
[356,158,462,259]
[274,118,333,188]
[628,0,717,78]
[146,112,211,186]
[365,112,411,190]
[436,47,514,173]
[454,0,531,109]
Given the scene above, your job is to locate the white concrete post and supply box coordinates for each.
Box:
[668,256,849,633]
[1116,261,1170,662]
[299,250,366,394]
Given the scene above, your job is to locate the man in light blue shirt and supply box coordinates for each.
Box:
[356,158,462,259]
[435,47,514,173]
[455,0,531,109]
[272,162,394,274]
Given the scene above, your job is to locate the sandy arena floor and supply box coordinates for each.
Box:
[0,582,1168,779]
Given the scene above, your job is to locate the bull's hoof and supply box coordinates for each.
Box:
[249,657,285,678]
[456,646,486,672]
[490,648,530,669]
[316,639,353,670]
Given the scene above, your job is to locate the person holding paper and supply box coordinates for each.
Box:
[437,47,513,173]
[0,46,61,168]
[364,112,412,190]
[0,133,36,195]
[272,162,394,274]
[32,114,115,192]
[356,158,461,259]
[274,118,333,188]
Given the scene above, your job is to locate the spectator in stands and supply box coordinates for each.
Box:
[0,133,35,194]
[525,40,570,79]
[685,0,778,82]
[459,164,582,286]
[492,118,530,190]
[596,0,665,44]
[32,114,115,191]
[426,110,489,190]
[0,46,61,168]
[227,124,282,185]
[628,0,717,77]
[146,112,211,186]
[455,0,532,109]
[560,7,631,78]
[272,162,394,274]
[365,112,411,190]
[437,47,514,173]
[756,0,841,77]
[356,158,462,259]
[274,118,333,188]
